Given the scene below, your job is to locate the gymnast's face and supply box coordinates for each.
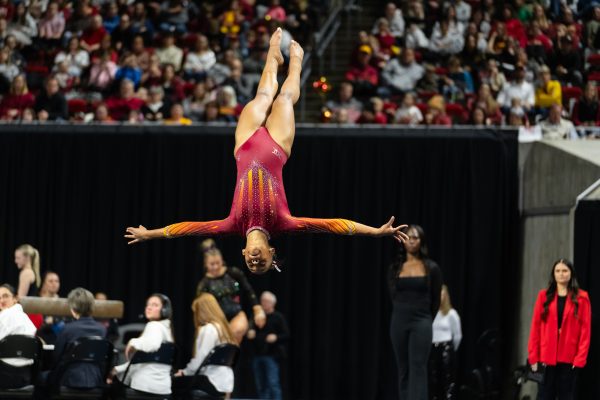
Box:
[242,244,274,274]
[0,287,17,310]
[205,254,224,275]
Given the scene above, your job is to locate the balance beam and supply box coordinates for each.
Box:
[20,297,124,319]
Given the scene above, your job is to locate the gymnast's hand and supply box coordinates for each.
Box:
[125,225,150,244]
[378,217,409,243]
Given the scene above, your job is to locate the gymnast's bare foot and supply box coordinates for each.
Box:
[289,40,304,63]
[269,27,284,66]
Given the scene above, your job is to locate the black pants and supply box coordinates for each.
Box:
[429,341,457,400]
[172,374,221,399]
[0,362,29,389]
[390,304,432,400]
[537,363,578,400]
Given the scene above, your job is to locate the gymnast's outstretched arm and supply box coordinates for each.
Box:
[125,218,234,244]
[287,216,409,243]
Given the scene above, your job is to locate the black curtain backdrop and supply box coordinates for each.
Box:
[0,125,518,400]
[574,199,600,400]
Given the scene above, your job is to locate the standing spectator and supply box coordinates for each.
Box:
[345,45,378,97]
[535,65,561,112]
[80,15,106,53]
[389,225,443,400]
[34,76,68,121]
[38,2,65,47]
[430,285,462,400]
[247,291,289,400]
[108,294,175,396]
[54,36,90,78]
[380,48,425,95]
[528,259,591,400]
[183,34,216,82]
[539,104,577,139]
[572,82,600,126]
[14,244,41,299]
[372,2,404,39]
[0,283,37,389]
[497,64,535,113]
[0,74,34,120]
[155,32,183,71]
[325,81,363,123]
[172,293,237,398]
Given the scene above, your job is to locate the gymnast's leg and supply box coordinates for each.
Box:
[229,311,249,344]
[265,40,304,157]
[234,28,284,154]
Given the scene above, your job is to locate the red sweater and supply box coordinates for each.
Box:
[528,289,591,368]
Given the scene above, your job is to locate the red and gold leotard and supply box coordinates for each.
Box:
[164,127,357,238]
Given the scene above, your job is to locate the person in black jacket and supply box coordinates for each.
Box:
[389,224,442,400]
[47,287,106,390]
[34,76,68,121]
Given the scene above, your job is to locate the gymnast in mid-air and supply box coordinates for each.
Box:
[125,29,409,274]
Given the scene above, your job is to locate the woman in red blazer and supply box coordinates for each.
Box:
[528,259,591,400]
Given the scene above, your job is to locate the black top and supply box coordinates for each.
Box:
[196,267,259,321]
[250,310,289,358]
[557,294,567,330]
[34,91,68,121]
[26,280,38,297]
[576,99,599,123]
[389,259,443,317]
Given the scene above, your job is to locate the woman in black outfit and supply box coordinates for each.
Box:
[196,239,265,343]
[389,224,442,400]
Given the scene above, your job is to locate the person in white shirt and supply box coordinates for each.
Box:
[372,2,405,38]
[109,293,175,395]
[394,93,423,125]
[497,65,535,113]
[183,34,217,82]
[430,285,462,400]
[173,293,237,397]
[539,104,578,140]
[0,283,37,388]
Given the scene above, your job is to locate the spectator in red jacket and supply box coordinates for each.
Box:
[0,74,34,120]
[81,14,107,53]
[345,45,379,97]
[528,259,591,400]
[105,78,144,121]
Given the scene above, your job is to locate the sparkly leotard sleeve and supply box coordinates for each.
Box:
[163,127,357,238]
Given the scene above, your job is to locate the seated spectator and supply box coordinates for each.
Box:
[0,74,34,120]
[94,292,119,343]
[203,100,226,122]
[0,45,19,89]
[111,13,134,52]
[429,19,465,56]
[266,0,286,22]
[357,97,388,124]
[165,103,192,125]
[380,48,425,95]
[394,92,423,125]
[158,0,188,34]
[325,81,362,123]
[54,37,90,78]
[108,293,175,396]
[0,283,37,389]
[183,34,216,82]
[572,82,600,126]
[487,22,509,56]
[424,95,452,126]
[405,23,429,50]
[106,78,144,121]
[455,0,472,24]
[478,59,506,95]
[130,1,155,44]
[461,33,486,70]
[38,2,65,46]
[183,82,211,122]
[372,2,404,39]
[155,32,183,72]
[208,49,237,86]
[468,83,502,125]
[345,45,378,97]
[526,21,553,63]
[102,2,120,34]
[534,65,561,112]
[416,63,441,94]
[470,106,490,126]
[531,4,550,34]
[502,4,527,48]
[130,35,151,72]
[497,64,535,114]
[7,3,37,47]
[215,85,238,122]
[539,104,577,139]
[373,18,396,62]
[88,51,117,92]
[93,33,118,64]
[34,76,68,121]
[81,15,107,54]
[172,293,237,397]
[37,271,65,344]
[142,86,170,122]
[92,103,113,123]
[218,0,244,41]
[158,63,185,102]
[223,58,254,104]
[285,0,317,46]
[45,288,106,390]
[115,53,142,88]
[442,56,474,102]
[549,35,582,87]
[39,271,60,299]
[585,6,600,52]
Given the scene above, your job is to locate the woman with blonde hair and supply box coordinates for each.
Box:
[430,284,462,400]
[173,293,237,397]
[196,239,265,344]
[14,244,41,298]
[0,74,34,120]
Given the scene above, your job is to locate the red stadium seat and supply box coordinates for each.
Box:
[25,64,50,75]
[435,67,448,76]
[416,102,428,115]
[418,91,438,101]
[587,53,600,67]
[445,103,468,123]
[68,99,89,115]
[562,86,582,106]
[588,71,600,81]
